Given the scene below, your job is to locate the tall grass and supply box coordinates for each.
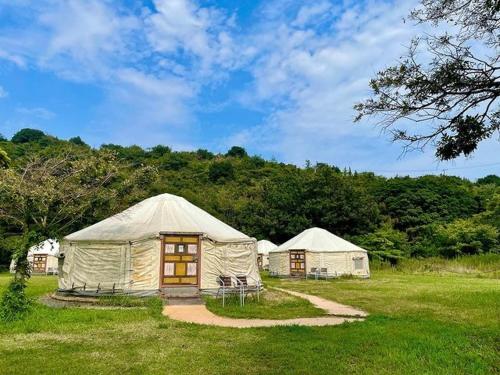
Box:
[370,253,500,277]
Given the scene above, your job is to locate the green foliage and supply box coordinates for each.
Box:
[354,225,410,264]
[477,175,500,186]
[226,146,247,158]
[355,0,499,160]
[0,278,31,322]
[68,136,88,147]
[11,128,46,143]
[0,132,497,274]
[159,153,189,171]
[148,145,171,158]
[376,175,479,232]
[195,148,214,160]
[432,219,498,258]
[0,133,6,141]
[0,146,10,168]
[208,160,235,182]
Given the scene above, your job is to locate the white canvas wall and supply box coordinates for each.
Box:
[269,252,289,275]
[307,251,369,276]
[58,236,260,293]
[200,238,260,290]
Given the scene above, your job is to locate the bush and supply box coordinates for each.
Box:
[68,136,88,147]
[433,219,498,258]
[160,153,189,171]
[226,146,247,158]
[353,225,410,264]
[149,145,171,158]
[209,161,235,182]
[11,128,46,143]
[0,279,32,322]
[196,149,214,160]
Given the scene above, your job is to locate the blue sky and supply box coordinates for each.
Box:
[0,0,498,179]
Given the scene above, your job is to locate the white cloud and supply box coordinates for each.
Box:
[230,0,432,167]
[0,50,26,68]
[0,0,496,178]
[145,0,238,76]
[0,86,8,98]
[16,107,55,119]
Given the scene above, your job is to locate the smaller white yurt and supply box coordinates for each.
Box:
[10,239,59,275]
[268,227,369,278]
[257,240,278,270]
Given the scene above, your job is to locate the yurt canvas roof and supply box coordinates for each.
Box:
[257,240,277,254]
[271,227,366,253]
[65,193,250,242]
[28,239,59,257]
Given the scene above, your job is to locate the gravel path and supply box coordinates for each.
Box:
[162,288,367,328]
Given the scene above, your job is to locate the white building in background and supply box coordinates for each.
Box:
[269,227,370,278]
[10,239,60,275]
[257,240,277,270]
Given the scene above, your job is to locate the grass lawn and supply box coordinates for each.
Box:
[0,260,499,374]
[204,288,325,319]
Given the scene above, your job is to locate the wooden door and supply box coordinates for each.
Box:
[161,235,200,286]
[32,254,47,273]
[289,250,305,276]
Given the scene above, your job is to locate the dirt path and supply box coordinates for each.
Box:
[162,288,367,328]
[271,287,368,317]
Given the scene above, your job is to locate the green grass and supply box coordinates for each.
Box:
[204,288,324,319]
[371,253,500,278]
[0,257,499,374]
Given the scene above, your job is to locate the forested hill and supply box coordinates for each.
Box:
[0,128,498,267]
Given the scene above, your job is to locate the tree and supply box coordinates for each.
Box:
[355,0,499,160]
[0,133,6,142]
[433,218,498,257]
[226,146,247,158]
[148,145,171,158]
[196,149,214,160]
[353,224,410,265]
[208,161,235,182]
[11,128,46,143]
[0,151,123,320]
[68,136,88,147]
[477,174,500,186]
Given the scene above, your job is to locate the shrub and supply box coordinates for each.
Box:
[209,161,234,182]
[226,146,247,158]
[160,153,189,171]
[68,136,88,147]
[0,279,32,322]
[433,219,498,258]
[196,149,214,160]
[353,225,410,264]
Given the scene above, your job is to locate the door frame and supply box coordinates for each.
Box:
[289,250,306,276]
[159,232,202,288]
[32,254,48,274]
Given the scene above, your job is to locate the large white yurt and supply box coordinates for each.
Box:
[10,239,60,275]
[257,240,277,270]
[268,227,370,278]
[58,193,260,295]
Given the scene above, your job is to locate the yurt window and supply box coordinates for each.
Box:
[353,258,364,270]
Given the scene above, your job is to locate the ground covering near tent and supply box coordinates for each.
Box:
[0,256,498,374]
